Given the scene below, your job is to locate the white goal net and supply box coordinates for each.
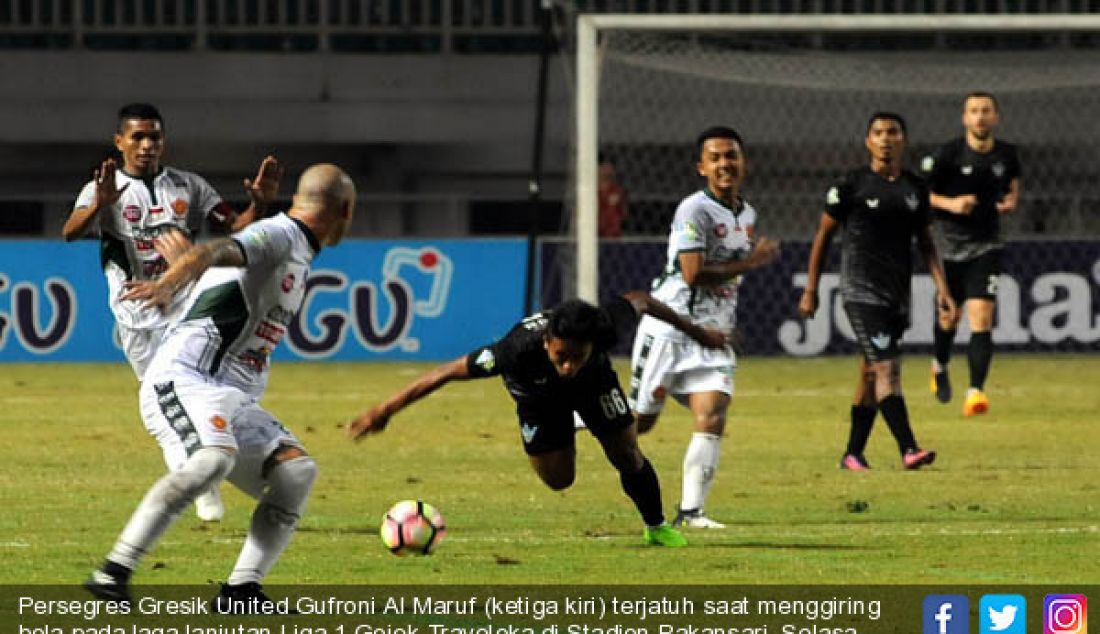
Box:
[560,15,1100,309]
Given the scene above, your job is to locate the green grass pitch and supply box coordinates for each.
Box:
[1,354,1096,585]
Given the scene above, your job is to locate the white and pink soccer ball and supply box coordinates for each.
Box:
[380,500,447,556]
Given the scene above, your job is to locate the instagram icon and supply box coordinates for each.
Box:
[1045,595,1088,634]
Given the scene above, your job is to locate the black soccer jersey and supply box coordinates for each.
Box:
[921,138,1021,261]
[464,297,637,399]
[825,167,931,311]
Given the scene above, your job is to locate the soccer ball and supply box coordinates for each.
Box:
[380,500,447,556]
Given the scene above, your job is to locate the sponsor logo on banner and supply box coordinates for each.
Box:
[286,246,454,358]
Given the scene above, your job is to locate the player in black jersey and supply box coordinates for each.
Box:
[921,92,1021,416]
[348,291,728,547]
[799,112,958,471]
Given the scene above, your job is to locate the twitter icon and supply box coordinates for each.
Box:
[981,595,1026,634]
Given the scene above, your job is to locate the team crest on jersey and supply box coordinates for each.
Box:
[905,193,920,211]
[992,162,1005,178]
[281,273,296,293]
[209,415,228,430]
[123,205,141,223]
[961,165,974,175]
[826,187,840,206]
[921,156,934,172]
[714,223,728,238]
[865,198,880,209]
[172,198,188,217]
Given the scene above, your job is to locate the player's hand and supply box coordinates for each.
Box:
[798,289,818,318]
[995,198,1017,214]
[243,155,284,208]
[955,195,978,215]
[936,291,958,324]
[153,228,193,264]
[749,237,781,268]
[92,158,129,208]
[693,326,732,350]
[120,279,174,312]
[347,405,391,440]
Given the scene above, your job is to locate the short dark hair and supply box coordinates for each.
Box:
[866,111,907,136]
[117,103,163,131]
[696,126,745,159]
[547,299,617,350]
[964,91,999,112]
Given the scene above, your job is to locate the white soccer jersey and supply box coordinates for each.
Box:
[148,213,319,398]
[74,166,228,329]
[641,190,757,340]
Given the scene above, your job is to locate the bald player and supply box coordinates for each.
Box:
[84,164,356,611]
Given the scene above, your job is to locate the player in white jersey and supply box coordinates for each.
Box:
[62,103,283,522]
[629,126,780,529]
[84,164,355,611]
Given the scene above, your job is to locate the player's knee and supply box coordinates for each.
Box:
[537,465,575,491]
[158,448,235,513]
[265,454,318,516]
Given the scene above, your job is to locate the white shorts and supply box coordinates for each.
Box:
[117,323,168,380]
[139,369,303,483]
[628,328,736,416]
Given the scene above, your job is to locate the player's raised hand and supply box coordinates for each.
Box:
[749,236,781,268]
[92,158,129,208]
[348,405,392,440]
[798,288,819,318]
[120,279,173,312]
[153,228,193,264]
[243,155,284,208]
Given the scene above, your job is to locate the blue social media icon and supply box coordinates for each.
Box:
[925,595,970,634]
[981,595,1026,634]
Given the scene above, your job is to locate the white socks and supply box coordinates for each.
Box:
[681,432,721,512]
[108,448,235,570]
[227,456,317,585]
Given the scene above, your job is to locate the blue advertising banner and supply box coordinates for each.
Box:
[0,239,527,362]
[541,239,1100,355]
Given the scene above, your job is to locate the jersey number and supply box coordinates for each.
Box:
[599,388,629,419]
[987,274,999,295]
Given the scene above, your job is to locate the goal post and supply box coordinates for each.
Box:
[573,13,1100,303]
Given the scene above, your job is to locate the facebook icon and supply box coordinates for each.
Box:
[924,595,970,634]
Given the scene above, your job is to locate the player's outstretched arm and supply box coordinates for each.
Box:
[916,224,959,324]
[798,213,839,319]
[620,290,728,349]
[231,155,284,232]
[120,238,246,311]
[348,356,472,440]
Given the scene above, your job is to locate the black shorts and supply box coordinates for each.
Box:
[945,249,1002,302]
[510,362,633,456]
[844,302,908,363]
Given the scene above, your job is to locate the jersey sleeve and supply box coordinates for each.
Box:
[823,174,852,222]
[73,180,96,210]
[192,174,227,220]
[670,201,708,254]
[231,217,293,269]
[920,143,951,193]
